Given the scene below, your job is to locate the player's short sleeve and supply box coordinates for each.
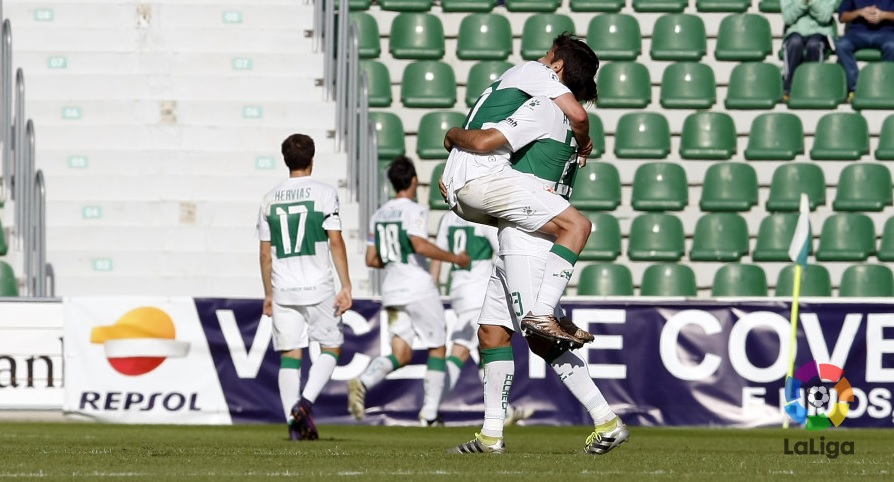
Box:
[321,186,342,232]
[435,213,450,250]
[519,63,571,99]
[404,202,429,239]
[256,203,271,242]
[494,97,552,152]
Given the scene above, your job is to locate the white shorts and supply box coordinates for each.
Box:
[450,306,480,351]
[478,255,564,332]
[454,170,570,233]
[386,290,447,348]
[272,294,344,351]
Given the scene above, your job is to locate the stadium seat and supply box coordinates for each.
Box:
[839,264,894,297]
[378,0,433,11]
[369,111,406,159]
[465,61,513,107]
[628,213,685,261]
[810,112,869,161]
[350,12,381,59]
[876,114,894,160]
[699,162,758,212]
[853,63,894,110]
[596,62,652,108]
[586,113,606,159]
[520,14,577,60]
[650,14,707,61]
[586,14,641,61]
[659,61,717,109]
[856,48,883,61]
[640,263,697,296]
[456,14,512,61]
[579,212,622,261]
[759,0,781,12]
[633,0,687,13]
[743,113,803,160]
[417,111,465,159]
[712,263,768,297]
[400,61,456,108]
[775,264,832,297]
[765,163,826,212]
[714,14,773,61]
[877,217,894,261]
[815,213,876,262]
[344,0,371,10]
[576,263,634,296]
[571,0,626,12]
[360,60,392,107]
[680,112,737,160]
[441,0,496,12]
[614,112,670,158]
[690,213,750,262]
[631,162,689,211]
[697,0,750,12]
[725,62,783,109]
[505,0,561,11]
[752,213,810,262]
[428,162,447,210]
[389,13,445,60]
[0,261,17,297]
[787,63,847,109]
[832,163,893,212]
[571,161,620,211]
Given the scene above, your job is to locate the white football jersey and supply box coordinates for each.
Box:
[434,211,498,314]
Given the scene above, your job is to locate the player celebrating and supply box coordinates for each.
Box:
[257,133,353,441]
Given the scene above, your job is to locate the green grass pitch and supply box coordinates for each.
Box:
[0,423,891,480]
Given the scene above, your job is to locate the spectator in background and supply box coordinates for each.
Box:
[836,0,894,100]
[782,0,838,102]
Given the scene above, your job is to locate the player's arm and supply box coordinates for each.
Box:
[444,126,508,153]
[365,244,384,268]
[259,241,273,316]
[328,230,353,316]
[552,93,591,162]
[410,235,471,269]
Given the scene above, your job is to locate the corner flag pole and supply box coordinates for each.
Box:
[783,194,811,429]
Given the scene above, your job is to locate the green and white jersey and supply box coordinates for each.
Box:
[442,61,571,208]
[368,197,439,306]
[494,96,579,199]
[434,211,498,314]
[256,177,341,305]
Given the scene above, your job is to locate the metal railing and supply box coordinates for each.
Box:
[1,20,11,201]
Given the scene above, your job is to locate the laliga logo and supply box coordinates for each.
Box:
[784,360,854,430]
[90,307,190,376]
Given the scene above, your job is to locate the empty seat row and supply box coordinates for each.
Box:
[348,0,757,13]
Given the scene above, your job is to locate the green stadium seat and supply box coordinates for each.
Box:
[712,263,768,297]
[379,0,432,11]
[577,263,634,296]
[659,62,716,109]
[520,14,577,60]
[725,62,783,109]
[350,12,381,59]
[345,0,371,10]
[856,48,883,61]
[765,163,826,212]
[743,113,803,160]
[832,163,893,212]
[877,114,894,160]
[690,213,750,261]
[0,261,17,297]
[465,61,513,107]
[758,0,781,12]
[596,62,651,108]
[587,14,641,61]
[700,162,758,212]
[360,60,392,107]
[428,162,447,210]
[680,112,737,160]
[628,213,685,261]
[787,63,847,109]
[571,161,620,211]
[400,61,456,108]
[714,14,773,61]
[417,111,465,159]
[631,162,689,211]
[441,0,496,12]
[752,213,810,262]
[697,0,750,12]
[614,112,670,158]
[810,112,869,161]
[389,13,445,60]
[853,63,894,110]
[640,263,697,296]
[506,0,561,11]
[586,113,606,159]
[571,0,626,12]
[633,0,687,13]
[457,14,512,61]
[775,264,832,297]
[877,217,894,261]
[839,264,894,297]
[579,213,622,261]
[369,111,405,159]
[650,14,707,61]
[815,213,876,262]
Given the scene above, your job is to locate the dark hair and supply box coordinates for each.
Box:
[281,133,315,171]
[551,33,599,104]
[387,155,417,192]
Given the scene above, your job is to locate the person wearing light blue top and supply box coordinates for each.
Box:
[781,0,839,98]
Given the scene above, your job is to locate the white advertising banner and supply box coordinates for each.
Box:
[0,301,65,409]
[63,297,232,424]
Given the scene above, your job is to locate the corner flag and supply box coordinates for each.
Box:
[783,194,811,428]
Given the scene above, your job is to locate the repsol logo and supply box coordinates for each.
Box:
[79,392,201,412]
